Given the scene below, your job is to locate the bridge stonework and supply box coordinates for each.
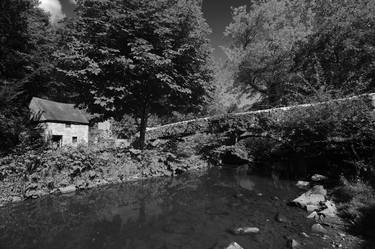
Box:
[146,93,375,141]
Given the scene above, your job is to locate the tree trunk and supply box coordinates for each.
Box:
[139,105,148,150]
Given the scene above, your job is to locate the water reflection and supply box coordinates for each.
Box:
[0,168,331,249]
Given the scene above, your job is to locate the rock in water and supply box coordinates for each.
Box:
[311,174,328,182]
[275,213,289,223]
[318,200,337,217]
[311,224,327,234]
[59,185,76,194]
[296,181,310,188]
[288,239,300,248]
[307,211,319,219]
[231,227,260,234]
[306,204,320,212]
[291,185,327,208]
[224,242,244,249]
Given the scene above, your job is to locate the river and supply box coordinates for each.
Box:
[0,167,335,249]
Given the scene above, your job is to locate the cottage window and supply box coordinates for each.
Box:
[66,124,71,128]
[72,137,78,143]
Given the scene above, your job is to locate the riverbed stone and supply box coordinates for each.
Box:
[231,226,260,234]
[275,213,289,223]
[311,223,327,234]
[223,242,244,249]
[292,186,326,208]
[24,189,45,199]
[311,174,328,182]
[59,185,76,194]
[306,204,320,212]
[319,200,337,217]
[288,239,300,248]
[296,181,310,188]
[307,211,319,219]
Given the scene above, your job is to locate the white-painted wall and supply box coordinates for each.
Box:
[43,122,89,146]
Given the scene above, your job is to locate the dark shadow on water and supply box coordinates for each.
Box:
[347,205,375,249]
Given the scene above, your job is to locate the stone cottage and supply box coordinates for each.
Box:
[29,97,89,147]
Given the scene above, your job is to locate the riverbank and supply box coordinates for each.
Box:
[0,145,209,207]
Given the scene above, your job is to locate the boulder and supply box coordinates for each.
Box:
[231,227,260,234]
[311,223,327,234]
[291,185,326,208]
[75,179,87,190]
[307,211,319,219]
[217,146,251,165]
[59,185,76,194]
[311,174,328,182]
[24,189,45,199]
[318,200,337,217]
[223,242,244,249]
[306,204,320,212]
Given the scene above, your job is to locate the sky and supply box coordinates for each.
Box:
[39,0,250,61]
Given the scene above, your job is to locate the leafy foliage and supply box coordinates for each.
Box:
[0,0,60,154]
[224,0,314,107]
[225,0,375,108]
[57,0,214,148]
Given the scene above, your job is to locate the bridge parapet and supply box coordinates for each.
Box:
[146,93,375,140]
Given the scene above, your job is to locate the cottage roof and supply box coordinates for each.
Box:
[29,97,89,124]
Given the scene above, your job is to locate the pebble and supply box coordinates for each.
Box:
[300,232,310,238]
[275,213,289,223]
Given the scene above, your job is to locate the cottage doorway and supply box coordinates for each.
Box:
[51,135,63,148]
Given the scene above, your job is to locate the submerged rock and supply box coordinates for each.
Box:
[275,213,289,223]
[223,242,244,249]
[231,226,260,234]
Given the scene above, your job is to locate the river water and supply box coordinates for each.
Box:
[0,167,334,249]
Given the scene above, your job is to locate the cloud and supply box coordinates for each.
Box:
[39,0,66,24]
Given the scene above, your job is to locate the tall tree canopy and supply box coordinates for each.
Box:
[225,0,375,108]
[57,0,214,148]
[224,0,314,108]
[290,0,375,103]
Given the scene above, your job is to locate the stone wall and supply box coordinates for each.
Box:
[44,122,89,146]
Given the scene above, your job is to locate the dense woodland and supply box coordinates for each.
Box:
[2,0,375,155]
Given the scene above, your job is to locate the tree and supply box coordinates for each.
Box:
[289,0,375,103]
[224,0,314,108]
[0,0,57,154]
[57,0,213,149]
